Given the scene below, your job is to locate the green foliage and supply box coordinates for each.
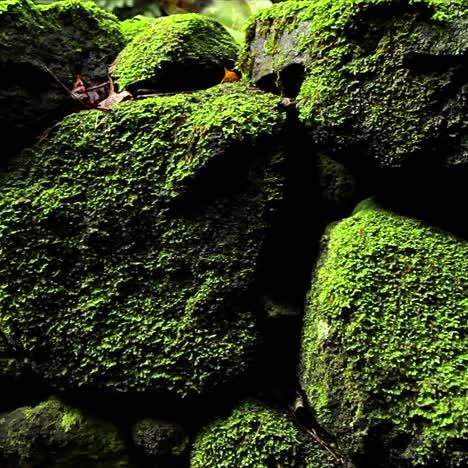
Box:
[191,400,333,467]
[0,83,287,397]
[0,398,129,468]
[240,0,467,167]
[300,205,468,466]
[112,13,238,91]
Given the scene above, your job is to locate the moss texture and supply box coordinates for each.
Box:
[317,153,358,222]
[132,418,188,458]
[112,13,238,92]
[240,0,467,168]
[120,15,157,43]
[0,82,287,397]
[191,399,334,468]
[0,397,129,468]
[300,205,468,466]
[0,0,124,156]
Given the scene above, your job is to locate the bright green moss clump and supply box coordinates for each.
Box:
[0,82,287,397]
[191,400,333,467]
[300,205,468,466]
[0,398,129,468]
[112,13,238,92]
[120,15,157,43]
[241,0,467,168]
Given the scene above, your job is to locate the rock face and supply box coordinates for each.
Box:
[191,399,333,467]
[111,13,238,93]
[0,398,129,468]
[300,203,468,467]
[240,0,468,169]
[0,0,124,158]
[132,418,189,459]
[0,83,288,397]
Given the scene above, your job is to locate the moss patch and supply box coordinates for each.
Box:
[0,82,288,398]
[300,205,468,466]
[240,0,467,168]
[191,399,334,467]
[0,0,124,156]
[112,13,238,92]
[0,397,129,468]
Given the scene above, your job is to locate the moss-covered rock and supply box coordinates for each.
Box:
[132,418,188,459]
[0,0,124,157]
[120,15,157,43]
[0,397,129,468]
[0,82,288,397]
[191,399,333,467]
[240,0,468,168]
[317,153,358,223]
[300,205,468,466]
[111,13,238,93]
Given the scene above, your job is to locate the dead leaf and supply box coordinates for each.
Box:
[97,78,132,110]
[220,67,240,84]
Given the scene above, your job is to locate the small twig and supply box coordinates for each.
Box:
[305,428,344,465]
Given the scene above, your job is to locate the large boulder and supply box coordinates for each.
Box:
[0,0,124,158]
[0,397,129,468]
[0,83,288,398]
[300,203,468,466]
[191,399,334,467]
[240,0,468,169]
[111,13,238,93]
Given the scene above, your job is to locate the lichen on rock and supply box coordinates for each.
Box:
[0,397,129,468]
[191,399,334,467]
[0,82,288,398]
[300,203,468,466]
[111,13,238,92]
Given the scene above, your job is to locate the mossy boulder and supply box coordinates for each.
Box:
[0,0,124,157]
[111,13,238,93]
[300,204,468,466]
[120,15,157,43]
[241,0,468,168]
[0,82,288,397]
[0,397,129,468]
[191,399,334,467]
[132,418,188,459]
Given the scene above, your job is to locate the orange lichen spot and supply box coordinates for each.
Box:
[220,68,240,84]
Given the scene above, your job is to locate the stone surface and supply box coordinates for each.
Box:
[132,418,188,458]
[300,202,468,466]
[0,82,288,398]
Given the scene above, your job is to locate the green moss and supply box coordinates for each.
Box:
[240,0,467,167]
[318,153,357,221]
[132,418,188,458]
[0,398,129,468]
[120,15,157,43]
[0,82,287,397]
[300,206,468,466]
[0,0,123,70]
[191,399,333,467]
[0,0,124,157]
[112,13,238,91]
